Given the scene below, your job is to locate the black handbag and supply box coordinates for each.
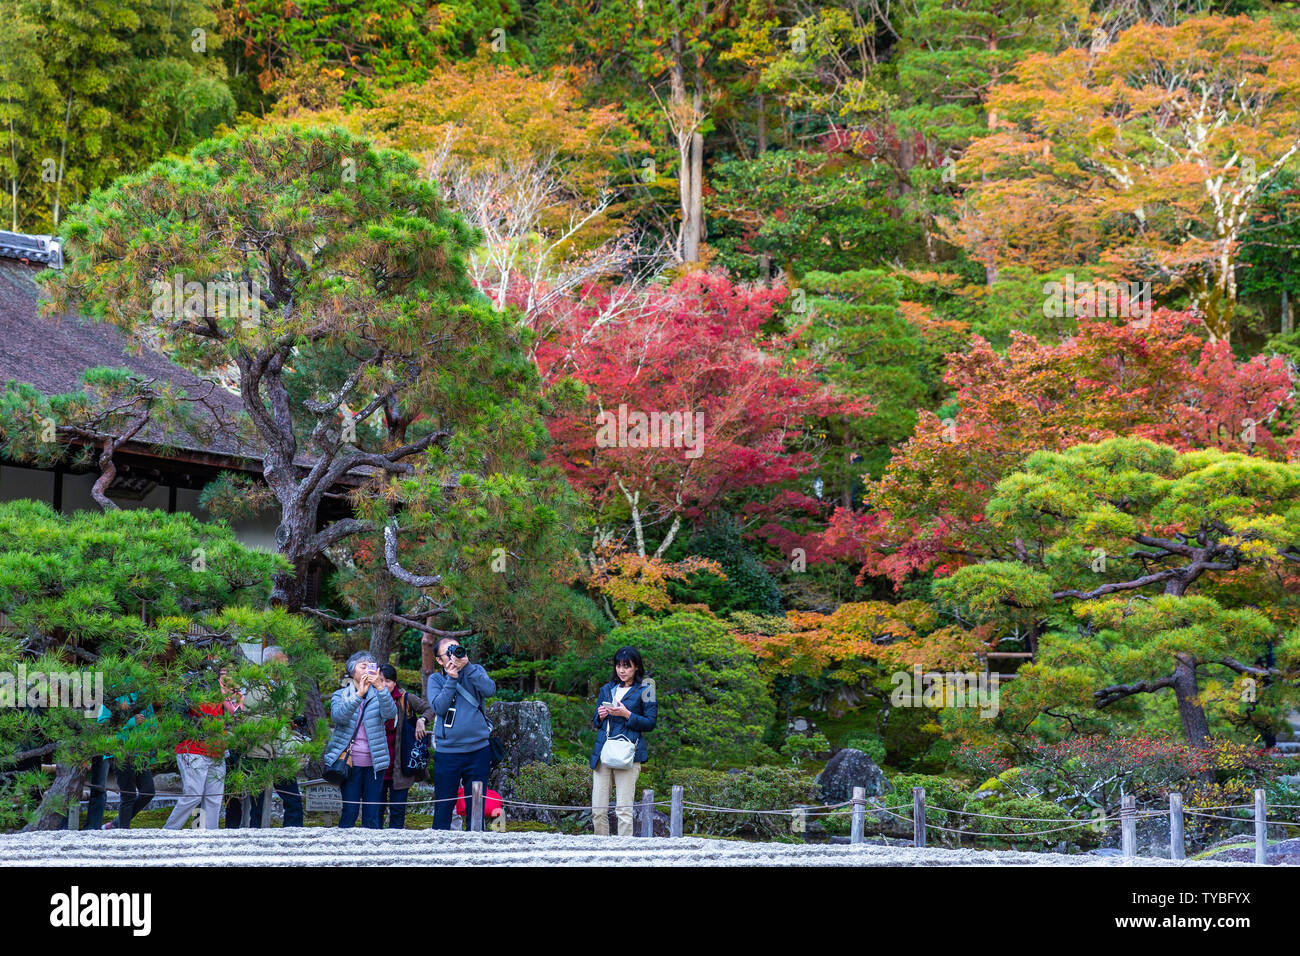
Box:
[402,706,430,778]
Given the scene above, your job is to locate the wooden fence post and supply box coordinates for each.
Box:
[470,781,484,832]
[638,789,654,837]
[850,786,865,844]
[241,795,252,828]
[670,786,683,838]
[913,786,926,849]
[1169,792,1184,861]
[1121,794,1136,858]
[1255,788,1267,866]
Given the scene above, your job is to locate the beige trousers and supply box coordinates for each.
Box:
[592,761,642,836]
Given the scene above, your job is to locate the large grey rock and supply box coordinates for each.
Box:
[816,749,892,803]
[488,700,553,796]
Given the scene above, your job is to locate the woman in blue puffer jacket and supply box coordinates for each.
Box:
[324,651,398,829]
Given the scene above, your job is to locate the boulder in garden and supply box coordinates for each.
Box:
[816,748,892,803]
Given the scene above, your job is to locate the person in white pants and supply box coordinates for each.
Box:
[164,672,242,830]
[165,751,226,829]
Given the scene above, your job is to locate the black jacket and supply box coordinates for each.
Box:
[589,679,657,769]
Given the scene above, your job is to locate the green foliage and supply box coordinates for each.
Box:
[599,612,778,769]
[879,772,1078,850]
[937,438,1300,746]
[510,759,595,832]
[0,0,234,232]
[780,731,830,766]
[883,706,946,771]
[843,735,888,765]
[708,150,919,279]
[0,501,331,829]
[798,268,958,482]
[659,765,817,838]
[667,513,782,615]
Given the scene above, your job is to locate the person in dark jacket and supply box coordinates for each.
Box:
[325,651,398,829]
[589,646,657,836]
[87,692,157,830]
[426,637,496,830]
[379,664,434,829]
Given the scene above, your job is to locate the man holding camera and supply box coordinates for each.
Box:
[426,637,496,830]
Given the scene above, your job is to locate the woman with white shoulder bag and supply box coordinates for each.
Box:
[589,646,657,836]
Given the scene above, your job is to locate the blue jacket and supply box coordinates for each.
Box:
[324,682,398,773]
[589,679,657,770]
[426,663,496,755]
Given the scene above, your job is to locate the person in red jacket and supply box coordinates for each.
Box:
[163,667,242,830]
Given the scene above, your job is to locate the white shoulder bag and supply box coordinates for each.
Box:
[599,691,637,769]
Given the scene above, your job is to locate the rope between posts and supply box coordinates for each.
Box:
[927,819,1101,838]
[928,806,1098,824]
[496,797,670,812]
[94,790,466,806]
[677,799,854,816]
[1183,808,1300,825]
[863,806,1097,837]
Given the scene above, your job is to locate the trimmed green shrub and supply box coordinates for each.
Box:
[666,765,817,838]
[513,759,593,808]
[844,735,888,765]
[878,772,1085,850]
[780,732,831,766]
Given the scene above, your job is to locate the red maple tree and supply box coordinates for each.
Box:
[535,273,868,557]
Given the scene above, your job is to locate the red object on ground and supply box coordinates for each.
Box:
[456,785,503,819]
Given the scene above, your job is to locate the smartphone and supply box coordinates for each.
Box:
[444,704,457,729]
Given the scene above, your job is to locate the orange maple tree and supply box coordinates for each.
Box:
[945,15,1300,341]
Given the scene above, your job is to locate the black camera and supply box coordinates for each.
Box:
[447,644,468,659]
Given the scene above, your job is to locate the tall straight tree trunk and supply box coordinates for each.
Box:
[669,32,702,264]
[53,95,71,227]
[7,115,17,231]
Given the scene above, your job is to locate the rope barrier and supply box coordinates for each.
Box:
[83,788,1299,823]
[71,763,1300,848]
[1183,808,1300,825]
[928,805,1096,824]
[928,819,1100,838]
[677,799,854,816]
